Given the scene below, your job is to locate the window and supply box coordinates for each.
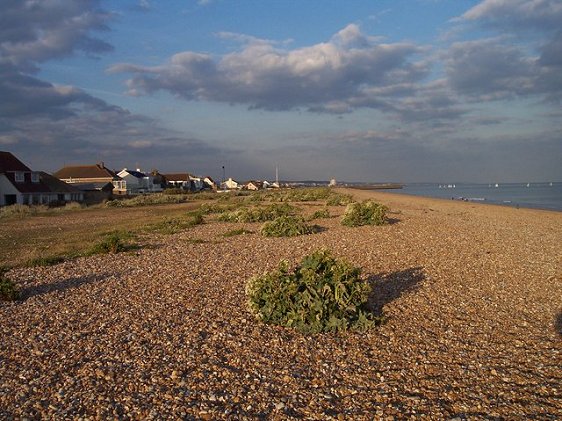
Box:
[31,172,40,183]
[14,172,24,182]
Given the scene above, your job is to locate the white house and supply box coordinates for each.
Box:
[1,151,83,206]
[117,168,163,195]
[222,177,240,190]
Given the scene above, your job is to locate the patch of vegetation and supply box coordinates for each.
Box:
[222,228,254,237]
[258,187,353,206]
[325,192,354,206]
[147,211,204,235]
[105,193,190,208]
[199,203,238,215]
[261,216,315,237]
[26,255,66,267]
[341,200,388,227]
[163,188,187,195]
[0,204,35,219]
[309,208,331,220]
[0,267,19,301]
[218,203,296,223]
[87,231,136,255]
[246,250,378,333]
[184,238,208,244]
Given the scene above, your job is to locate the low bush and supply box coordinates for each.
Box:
[147,211,204,234]
[163,188,186,195]
[105,193,190,208]
[309,208,331,220]
[26,255,66,267]
[199,203,238,214]
[222,228,254,237]
[261,216,315,237]
[0,204,34,219]
[218,203,296,223]
[246,250,378,333]
[0,268,19,301]
[341,200,388,227]
[88,231,133,255]
[258,187,353,206]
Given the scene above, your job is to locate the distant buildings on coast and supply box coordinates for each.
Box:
[1,150,404,207]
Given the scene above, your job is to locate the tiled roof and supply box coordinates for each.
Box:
[121,169,146,178]
[71,181,114,191]
[3,172,50,193]
[39,172,81,193]
[162,173,191,181]
[53,164,118,180]
[0,151,31,172]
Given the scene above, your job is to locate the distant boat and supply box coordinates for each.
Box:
[495,183,499,188]
[550,182,553,186]
[526,183,530,187]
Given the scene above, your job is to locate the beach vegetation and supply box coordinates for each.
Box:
[309,208,331,220]
[341,200,388,227]
[105,193,190,208]
[26,255,66,267]
[218,203,296,223]
[0,267,19,301]
[222,228,254,237]
[261,216,315,237]
[246,250,378,333]
[87,231,136,255]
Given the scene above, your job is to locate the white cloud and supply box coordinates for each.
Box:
[462,0,562,31]
[109,24,427,114]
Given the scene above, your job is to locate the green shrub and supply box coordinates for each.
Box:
[147,211,204,235]
[26,255,66,267]
[88,232,133,255]
[163,188,186,195]
[218,203,295,223]
[246,250,377,333]
[341,200,388,227]
[105,193,190,208]
[0,268,19,301]
[326,192,354,206]
[309,208,330,220]
[199,203,238,214]
[222,228,254,237]
[256,187,352,206]
[261,216,315,237]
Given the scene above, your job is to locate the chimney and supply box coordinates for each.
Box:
[98,161,105,169]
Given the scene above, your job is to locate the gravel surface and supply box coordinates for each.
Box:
[1,189,561,419]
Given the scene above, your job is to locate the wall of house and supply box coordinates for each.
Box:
[0,174,21,206]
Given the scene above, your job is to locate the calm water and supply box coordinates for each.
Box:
[390,182,562,212]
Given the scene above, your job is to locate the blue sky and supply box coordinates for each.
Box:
[1,0,561,183]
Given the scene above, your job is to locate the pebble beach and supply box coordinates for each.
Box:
[1,189,561,419]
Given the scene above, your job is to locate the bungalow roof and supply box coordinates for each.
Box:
[0,151,31,172]
[162,173,192,181]
[53,163,118,180]
[39,172,81,193]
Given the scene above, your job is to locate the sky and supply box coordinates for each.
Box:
[1,0,561,183]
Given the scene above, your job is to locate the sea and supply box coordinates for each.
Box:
[389,182,562,212]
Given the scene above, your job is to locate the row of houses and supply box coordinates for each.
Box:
[0,151,279,207]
